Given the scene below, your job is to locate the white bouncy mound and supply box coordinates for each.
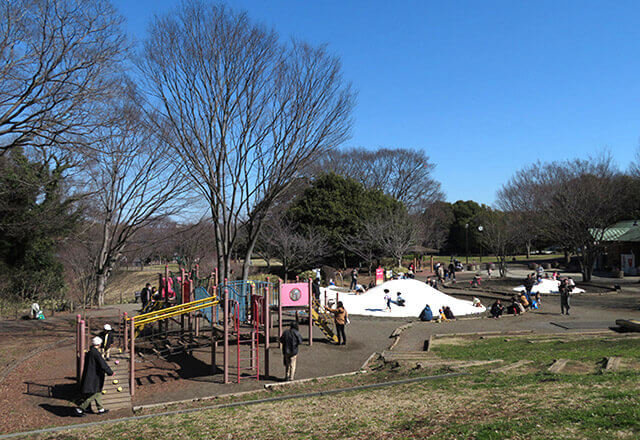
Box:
[513,279,585,294]
[320,279,486,318]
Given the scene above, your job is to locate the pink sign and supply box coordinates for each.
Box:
[376,267,384,285]
[280,282,310,307]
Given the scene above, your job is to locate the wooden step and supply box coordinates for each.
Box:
[604,356,622,372]
[548,359,569,373]
[490,359,532,373]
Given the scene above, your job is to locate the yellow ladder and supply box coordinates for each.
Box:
[311,300,338,343]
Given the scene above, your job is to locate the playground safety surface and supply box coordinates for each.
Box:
[2,272,640,435]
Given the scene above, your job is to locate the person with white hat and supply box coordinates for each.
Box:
[74,336,113,417]
[99,324,114,360]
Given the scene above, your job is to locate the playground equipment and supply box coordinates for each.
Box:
[75,268,343,401]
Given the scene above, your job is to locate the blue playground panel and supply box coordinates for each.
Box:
[194,286,213,322]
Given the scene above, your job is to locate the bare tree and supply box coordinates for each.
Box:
[338,229,381,276]
[315,147,444,212]
[170,220,217,271]
[476,210,519,277]
[257,216,328,282]
[416,201,454,251]
[0,0,127,155]
[498,154,629,281]
[139,1,354,281]
[367,209,416,267]
[81,88,186,305]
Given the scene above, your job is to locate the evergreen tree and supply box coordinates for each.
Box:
[0,149,78,302]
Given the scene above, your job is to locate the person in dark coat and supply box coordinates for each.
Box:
[443,306,455,320]
[279,322,303,381]
[560,278,572,315]
[140,283,152,310]
[448,262,456,283]
[312,278,321,302]
[490,300,504,318]
[75,337,114,416]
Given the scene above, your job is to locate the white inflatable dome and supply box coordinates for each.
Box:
[513,278,585,294]
[320,279,486,318]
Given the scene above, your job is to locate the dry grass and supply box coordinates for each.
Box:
[25,369,640,440]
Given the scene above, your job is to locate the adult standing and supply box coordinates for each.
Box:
[140,283,152,310]
[279,322,303,381]
[448,262,456,283]
[74,337,113,416]
[312,278,321,302]
[326,301,348,345]
[350,268,358,290]
[523,274,535,304]
[560,278,572,315]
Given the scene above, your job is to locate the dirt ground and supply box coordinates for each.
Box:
[2,266,640,435]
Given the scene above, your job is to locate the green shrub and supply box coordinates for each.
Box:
[250,273,282,283]
[297,270,316,281]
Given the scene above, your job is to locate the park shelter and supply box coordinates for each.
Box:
[591,220,640,274]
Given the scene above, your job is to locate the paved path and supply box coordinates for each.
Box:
[392,290,640,352]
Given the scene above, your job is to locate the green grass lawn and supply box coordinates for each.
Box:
[432,336,640,365]
[25,335,640,440]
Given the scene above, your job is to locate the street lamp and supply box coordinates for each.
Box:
[478,225,484,262]
[465,223,469,264]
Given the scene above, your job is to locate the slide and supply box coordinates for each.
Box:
[311,299,338,344]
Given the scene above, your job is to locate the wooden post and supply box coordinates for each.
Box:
[158,273,163,299]
[76,315,81,381]
[263,282,270,378]
[130,318,135,397]
[79,320,85,380]
[193,273,199,337]
[211,299,216,375]
[223,281,229,384]
[308,278,313,347]
[430,255,434,273]
[278,282,283,348]
[123,312,128,352]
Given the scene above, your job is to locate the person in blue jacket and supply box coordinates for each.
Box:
[419,304,433,321]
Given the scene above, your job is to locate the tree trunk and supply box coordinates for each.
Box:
[564,249,571,265]
[525,241,531,259]
[241,224,262,282]
[283,261,288,283]
[95,272,108,307]
[498,257,507,278]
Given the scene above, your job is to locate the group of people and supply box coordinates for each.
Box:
[488,275,576,318]
[139,283,158,310]
[418,304,455,322]
[383,289,405,311]
[433,260,459,284]
[279,300,348,382]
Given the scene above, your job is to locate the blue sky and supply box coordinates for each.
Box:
[112,0,640,205]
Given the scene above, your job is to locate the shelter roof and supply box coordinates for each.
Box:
[591,220,640,242]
